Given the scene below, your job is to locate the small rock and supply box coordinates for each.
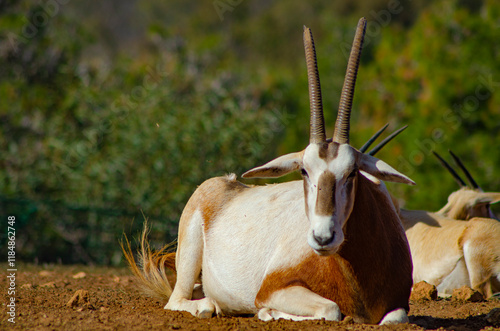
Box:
[410,281,438,301]
[41,282,56,288]
[67,289,90,307]
[112,276,120,283]
[21,283,33,289]
[39,270,52,277]
[100,307,109,312]
[452,286,484,302]
[486,308,500,326]
[72,272,86,279]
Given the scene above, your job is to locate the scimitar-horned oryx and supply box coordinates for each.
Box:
[123,18,415,325]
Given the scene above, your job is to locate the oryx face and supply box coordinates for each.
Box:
[302,143,358,255]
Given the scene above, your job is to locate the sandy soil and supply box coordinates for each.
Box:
[1,264,499,330]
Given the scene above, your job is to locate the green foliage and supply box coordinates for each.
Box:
[356,0,500,209]
[1,0,499,264]
[0,1,287,264]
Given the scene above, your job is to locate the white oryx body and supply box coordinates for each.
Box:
[400,209,500,297]
[123,18,415,325]
[396,152,500,297]
[168,161,413,324]
[189,178,308,315]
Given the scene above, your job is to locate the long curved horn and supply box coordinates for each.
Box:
[359,123,389,153]
[448,150,481,190]
[432,151,467,188]
[368,125,408,156]
[333,17,367,144]
[303,26,326,144]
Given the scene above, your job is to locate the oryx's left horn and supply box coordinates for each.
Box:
[333,17,366,144]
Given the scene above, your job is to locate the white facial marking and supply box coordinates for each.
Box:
[302,144,357,255]
[303,144,328,177]
[329,144,356,178]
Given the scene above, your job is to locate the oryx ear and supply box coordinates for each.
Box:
[359,153,416,185]
[242,151,304,178]
[471,192,500,206]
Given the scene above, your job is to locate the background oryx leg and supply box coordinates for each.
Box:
[436,258,470,296]
[256,286,341,321]
[463,240,494,297]
[461,218,500,297]
[165,210,216,318]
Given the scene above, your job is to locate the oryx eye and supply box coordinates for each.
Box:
[300,168,309,177]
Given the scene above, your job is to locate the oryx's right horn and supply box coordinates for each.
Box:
[432,151,467,188]
[448,150,481,190]
[304,26,326,144]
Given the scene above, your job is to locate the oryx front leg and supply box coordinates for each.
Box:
[257,286,341,321]
[165,210,216,318]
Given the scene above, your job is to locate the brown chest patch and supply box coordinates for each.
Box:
[255,252,368,321]
[255,175,412,324]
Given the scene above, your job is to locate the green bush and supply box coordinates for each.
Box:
[356,0,500,210]
[1,0,499,265]
[0,2,288,264]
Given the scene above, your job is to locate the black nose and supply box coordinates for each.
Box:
[313,232,335,246]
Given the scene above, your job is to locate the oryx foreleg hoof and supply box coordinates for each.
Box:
[316,301,342,321]
[257,308,274,321]
[165,297,217,319]
[379,308,408,325]
[197,297,216,318]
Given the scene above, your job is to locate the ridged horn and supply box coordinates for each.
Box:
[448,150,481,190]
[333,17,367,144]
[303,26,326,144]
[368,125,408,156]
[432,151,467,188]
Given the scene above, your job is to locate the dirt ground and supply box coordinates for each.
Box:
[1,264,499,330]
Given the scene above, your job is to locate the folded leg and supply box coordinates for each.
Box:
[256,286,341,321]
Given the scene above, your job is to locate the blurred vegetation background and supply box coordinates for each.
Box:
[1,0,499,265]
